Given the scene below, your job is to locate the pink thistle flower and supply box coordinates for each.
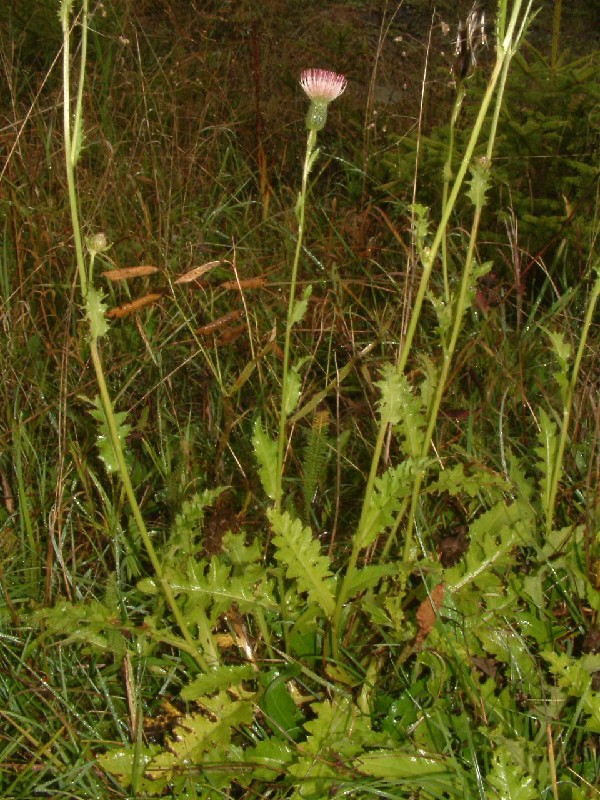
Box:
[300,69,347,103]
[300,69,347,132]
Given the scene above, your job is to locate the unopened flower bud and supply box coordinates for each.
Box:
[87,232,109,255]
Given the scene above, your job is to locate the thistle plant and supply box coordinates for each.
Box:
[332,0,534,647]
[273,68,347,511]
[59,0,211,672]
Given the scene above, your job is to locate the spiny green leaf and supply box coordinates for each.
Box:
[89,395,131,474]
[168,487,227,559]
[86,286,109,340]
[138,557,277,618]
[344,564,396,596]
[485,747,537,799]
[358,459,422,549]
[409,203,431,258]
[147,694,253,779]
[428,290,453,339]
[252,418,278,500]
[221,530,262,568]
[181,665,257,700]
[466,156,492,207]
[97,745,161,790]
[445,498,535,593]
[430,463,511,498]
[547,329,571,401]
[376,368,427,457]
[268,509,335,616]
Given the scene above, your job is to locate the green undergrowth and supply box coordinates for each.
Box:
[0,1,599,799]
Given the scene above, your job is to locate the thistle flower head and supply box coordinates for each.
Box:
[300,68,347,132]
[86,232,109,255]
[300,69,347,103]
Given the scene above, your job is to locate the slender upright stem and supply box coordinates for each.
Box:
[404,202,484,561]
[441,84,466,304]
[275,129,317,511]
[546,262,600,535]
[61,0,88,298]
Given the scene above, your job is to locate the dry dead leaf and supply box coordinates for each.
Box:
[196,309,244,334]
[102,265,159,280]
[219,278,267,290]
[415,582,446,647]
[175,261,224,284]
[106,293,163,318]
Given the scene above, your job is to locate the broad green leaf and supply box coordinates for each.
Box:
[97,745,161,790]
[356,749,450,781]
[283,365,301,416]
[535,408,558,512]
[547,329,571,402]
[242,739,294,781]
[485,747,537,799]
[252,418,278,499]
[290,284,312,326]
[344,564,395,595]
[269,509,335,616]
[376,363,405,427]
[260,669,305,740]
[86,285,109,340]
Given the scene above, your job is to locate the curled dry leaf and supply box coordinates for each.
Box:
[215,324,246,346]
[106,293,163,319]
[196,309,244,335]
[102,265,159,281]
[415,582,446,648]
[219,278,267,290]
[175,261,224,284]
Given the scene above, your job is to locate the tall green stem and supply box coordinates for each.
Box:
[441,84,466,304]
[546,262,600,536]
[403,201,484,561]
[275,129,317,511]
[60,0,88,298]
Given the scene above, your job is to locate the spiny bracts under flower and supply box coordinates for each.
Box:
[300,68,347,132]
